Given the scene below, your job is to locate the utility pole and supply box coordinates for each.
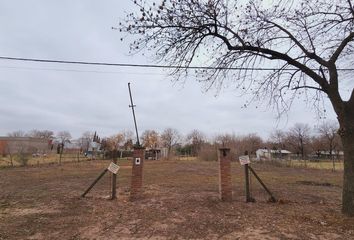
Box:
[128,82,140,146]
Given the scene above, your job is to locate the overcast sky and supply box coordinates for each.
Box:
[0,0,339,140]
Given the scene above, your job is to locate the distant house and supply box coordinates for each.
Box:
[62,140,81,153]
[145,148,168,160]
[0,136,51,155]
[89,141,101,152]
[84,141,102,158]
[256,148,291,161]
[313,150,344,159]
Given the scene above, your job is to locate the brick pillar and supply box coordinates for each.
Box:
[218,148,232,201]
[130,146,145,201]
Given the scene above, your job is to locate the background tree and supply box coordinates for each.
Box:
[317,121,341,159]
[106,133,125,152]
[231,133,263,157]
[7,130,29,166]
[120,0,354,215]
[214,133,236,148]
[310,135,326,158]
[186,129,205,156]
[27,129,54,139]
[7,130,25,138]
[317,120,341,171]
[79,131,94,153]
[103,131,134,159]
[286,123,311,161]
[56,131,72,164]
[141,130,160,149]
[161,127,181,159]
[122,130,134,150]
[242,133,263,156]
[269,130,286,150]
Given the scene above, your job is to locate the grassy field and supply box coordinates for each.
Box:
[268,159,344,171]
[0,158,353,239]
[2,153,343,171]
[0,153,97,167]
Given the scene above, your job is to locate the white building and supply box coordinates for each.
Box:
[256,148,291,161]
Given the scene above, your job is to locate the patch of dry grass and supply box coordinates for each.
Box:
[0,159,353,240]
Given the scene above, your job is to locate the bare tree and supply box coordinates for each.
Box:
[79,131,94,152]
[287,123,311,161]
[7,130,29,165]
[120,0,354,215]
[232,133,263,157]
[186,129,205,156]
[214,133,236,148]
[27,129,54,139]
[122,130,134,150]
[317,121,340,157]
[269,130,286,149]
[161,127,181,159]
[7,130,26,137]
[310,135,326,158]
[56,131,72,164]
[243,133,263,155]
[317,120,341,171]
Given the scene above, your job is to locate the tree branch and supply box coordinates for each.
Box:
[347,0,354,18]
[329,32,354,63]
[291,85,324,91]
[211,31,329,92]
[264,19,328,66]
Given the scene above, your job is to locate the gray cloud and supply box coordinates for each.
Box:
[0,0,337,140]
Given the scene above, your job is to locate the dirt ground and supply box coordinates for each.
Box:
[0,159,353,240]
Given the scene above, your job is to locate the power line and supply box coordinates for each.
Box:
[0,65,167,76]
[0,56,279,70]
[0,56,353,71]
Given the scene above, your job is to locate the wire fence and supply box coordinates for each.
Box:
[0,152,106,167]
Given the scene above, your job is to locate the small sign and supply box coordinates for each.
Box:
[135,157,141,165]
[107,162,120,174]
[239,155,250,165]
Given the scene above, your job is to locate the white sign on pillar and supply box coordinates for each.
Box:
[135,157,141,165]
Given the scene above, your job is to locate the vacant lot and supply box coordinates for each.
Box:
[0,159,353,239]
[0,153,95,167]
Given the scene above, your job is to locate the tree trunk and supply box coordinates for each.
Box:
[336,97,354,216]
[9,154,13,167]
[328,84,354,216]
[341,132,354,216]
[167,146,172,160]
[331,156,335,172]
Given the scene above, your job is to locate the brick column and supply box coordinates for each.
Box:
[130,146,145,201]
[218,148,233,201]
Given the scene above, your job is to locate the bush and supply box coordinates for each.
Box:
[198,146,218,161]
[16,153,29,166]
